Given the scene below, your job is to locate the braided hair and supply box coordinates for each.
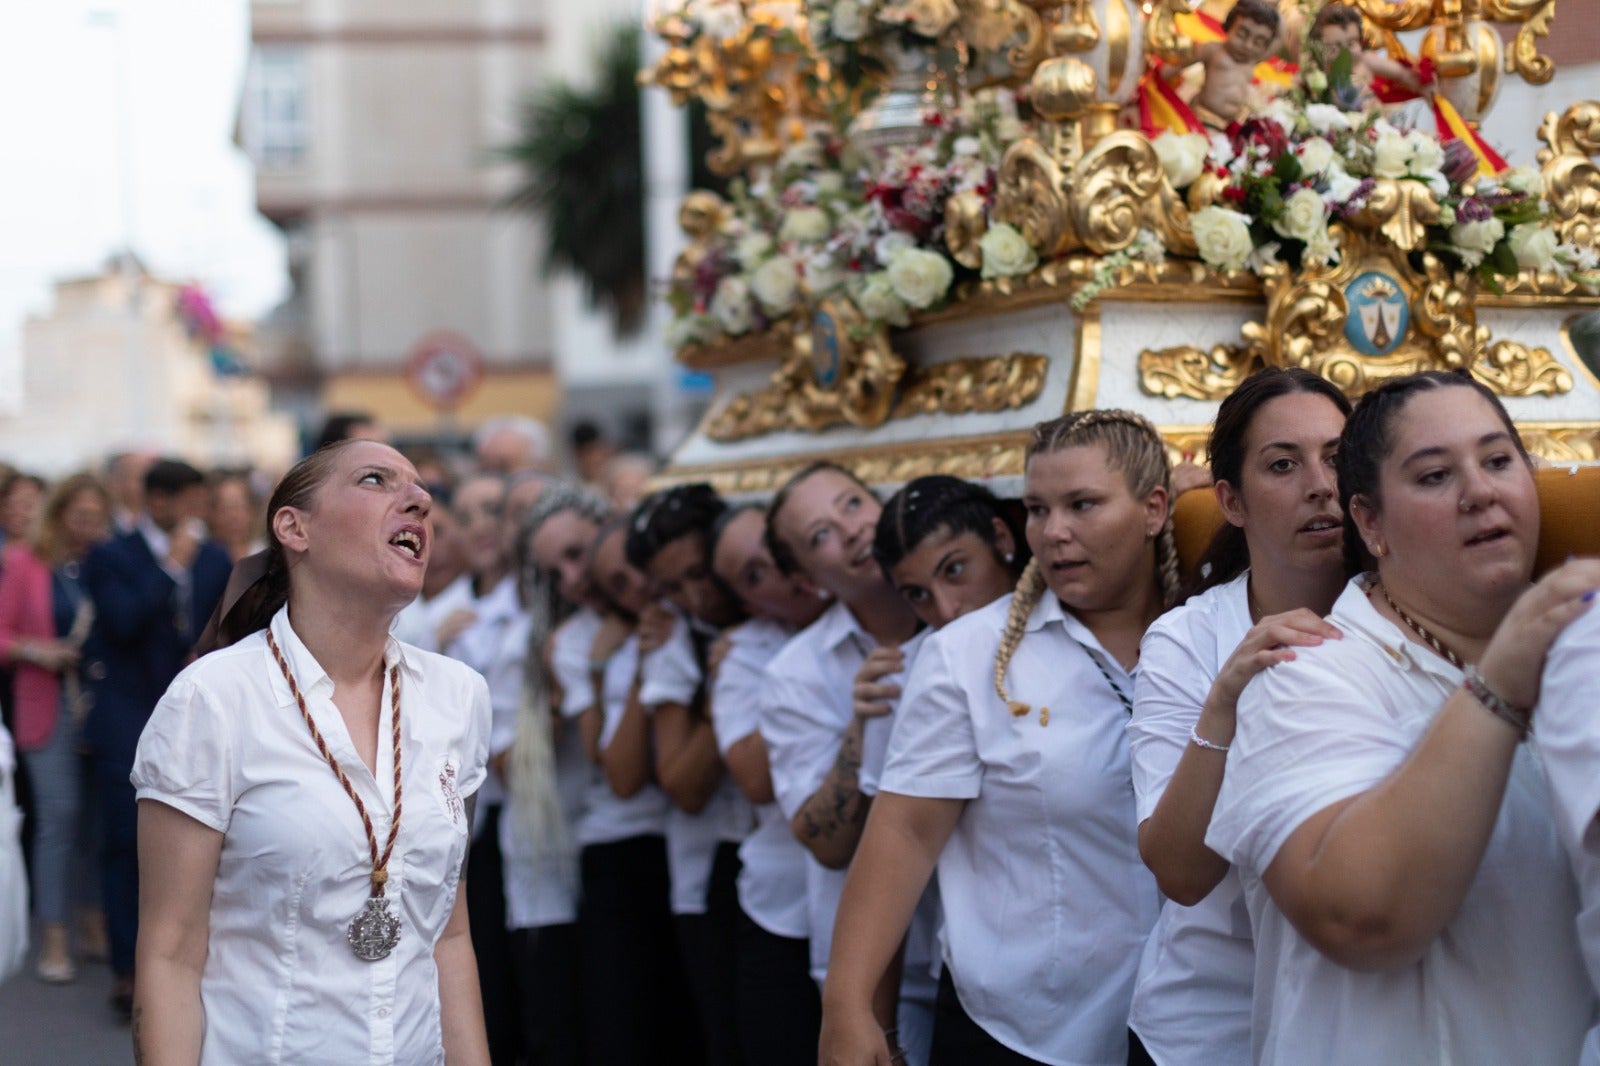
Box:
[993,410,1179,723]
[873,475,1029,580]
[505,484,612,900]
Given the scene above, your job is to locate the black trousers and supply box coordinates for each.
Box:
[578,834,698,1066]
[468,805,523,1065]
[734,909,821,1066]
[510,922,584,1066]
[930,969,1155,1066]
[675,841,744,1066]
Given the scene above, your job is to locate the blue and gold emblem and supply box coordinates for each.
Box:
[1343,272,1409,357]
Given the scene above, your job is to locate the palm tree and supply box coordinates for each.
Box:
[501,24,646,335]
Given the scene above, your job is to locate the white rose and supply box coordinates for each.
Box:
[778,139,825,171]
[996,116,1025,143]
[1208,132,1237,167]
[1261,101,1299,134]
[1372,129,1412,179]
[1501,166,1543,196]
[952,135,982,158]
[873,230,917,264]
[1406,131,1445,177]
[1298,136,1336,176]
[1304,104,1351,134]
[780,206,831,243]
[1508,224,1560,270]
[853,271,912,327]
[886,247,954,309]
[710,277,755,335]
[695,0,745,41]
[1153,132,1210,189]
[831,0,867,41]
[978,222,1039,279]
[735,233,775,271]
[1191,206,1256,272]
[750,254,801,314]
[815,172,846,195]
[1324,165,1364,205]
[1450,217,1506,266]
[1274,186,1329,242]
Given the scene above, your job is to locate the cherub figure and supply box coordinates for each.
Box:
[1310,2,1423,109]
[1191,0,1282,129]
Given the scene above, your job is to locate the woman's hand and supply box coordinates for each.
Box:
[707,632,733,685]
[818,1002,896,1066]
[1479,558,1600,712]
[636,603,676,656]
[589,612,633,665]
[1210,609,1340,717]
[852,647,905,720]
[23,639,81,674]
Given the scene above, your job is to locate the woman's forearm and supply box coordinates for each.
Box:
[436,887,491,1066]
[653,705,724,814]
[131,960,205,1066]
[1264,688,1520,970]
[601,682,654,797]
[1138,694,1235,905]
[791,716,872,869]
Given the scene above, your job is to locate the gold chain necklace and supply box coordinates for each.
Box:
[266,628,404,961]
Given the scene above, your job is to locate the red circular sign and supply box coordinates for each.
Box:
[405,331,485,409]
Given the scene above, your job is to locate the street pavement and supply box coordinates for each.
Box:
[0,927,132,1065]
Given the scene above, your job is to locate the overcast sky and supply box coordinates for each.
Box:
[0,0,287,365]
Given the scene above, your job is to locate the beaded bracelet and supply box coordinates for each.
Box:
[1189,728,1231,753]
[1462,664,1531,739]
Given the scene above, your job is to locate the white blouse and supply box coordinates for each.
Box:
[712,617,809,939]
[639,612,752,915]
[762,600,938,995]
[551,619,670,848]
[440,575,525,820]
[131,607,490,1066]
[1531,605,1600,1066]
[1207,576,1593,1066]
[880,593,1160,1066]
[1126,573,1254,1065]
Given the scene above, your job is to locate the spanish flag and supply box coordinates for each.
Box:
[1139,66,1205,137]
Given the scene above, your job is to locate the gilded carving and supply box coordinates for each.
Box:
[890,353,1051,417]
[1481,0,1558,85]
[657,434,1031,495]
[1472,340,1574,397]
[1519,425,1600,464]
[1538,102,1600,251]
[1140,345,1260,400]
[993,139,1071,257]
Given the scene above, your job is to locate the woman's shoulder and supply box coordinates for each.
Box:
[1150,573,1249,643]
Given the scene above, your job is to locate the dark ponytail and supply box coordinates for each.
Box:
[872,475,1028,580]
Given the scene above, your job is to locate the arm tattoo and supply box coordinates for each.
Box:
[460,793,478,879]
[799,721,868,844]
[131,1006,145,1065]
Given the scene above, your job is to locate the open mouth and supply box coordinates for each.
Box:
[1300,516,1341,536]
[1049,559,1088,574]
[389,529,424,558]
[851,545,875,568]
[1465,527,1511,548]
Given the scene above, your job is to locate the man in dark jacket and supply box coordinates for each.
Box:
[83,458,230,1019]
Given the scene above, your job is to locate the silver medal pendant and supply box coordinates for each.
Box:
[347,895,401,961]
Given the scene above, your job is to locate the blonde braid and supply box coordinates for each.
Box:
[993,558,1048,723]
[994,408,1176,725]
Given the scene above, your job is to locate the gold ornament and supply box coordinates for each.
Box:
[1537,101,1600,251]
[889,353,1051,417]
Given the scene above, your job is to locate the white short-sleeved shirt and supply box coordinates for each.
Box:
[556,623,670,848]
[881,593,1160,1066]
[1126,573,1254,1065]
[763,600,938,996]
[1207,576,1593,1066]
[440,576,525,819]
[712,617,809,938]
[640,613,752,915]
[1532,605,1600,1066]
[131,607,491,1066]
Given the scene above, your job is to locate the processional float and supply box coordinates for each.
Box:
[641,0,1600,493]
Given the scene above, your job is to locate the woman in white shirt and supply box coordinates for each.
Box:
[707,503,833,1066]
[132,440,492,1065]
[1128,368,1349,1065]
[821,410,1176,1066]
[1206,371,1600,1065]
[624,483,752,1066]
[503,484,616,1066]
[560,517,699,1065]
[761,461,939,1064]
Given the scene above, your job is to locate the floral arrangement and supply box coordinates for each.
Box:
[665,89,1033,348]
[1159,104,1590,288]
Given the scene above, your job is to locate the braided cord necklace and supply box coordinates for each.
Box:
[266,627,405,961]
[1372,582,1464,669]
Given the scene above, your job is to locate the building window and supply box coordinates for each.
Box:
[243,47,308,168]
